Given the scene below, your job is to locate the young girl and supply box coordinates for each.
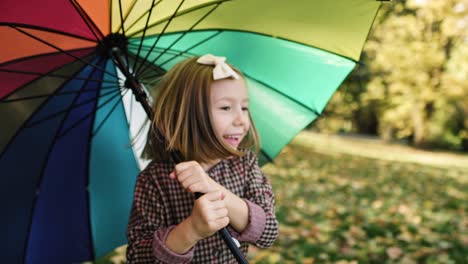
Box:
[126,54,279,263]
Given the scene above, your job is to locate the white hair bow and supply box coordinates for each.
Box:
[196,54,240,80]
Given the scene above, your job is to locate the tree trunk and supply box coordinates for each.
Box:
[412,102,425,146]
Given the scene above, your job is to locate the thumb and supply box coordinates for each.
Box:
[169,171,176,179]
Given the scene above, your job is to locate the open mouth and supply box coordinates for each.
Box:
[223,134,243,147]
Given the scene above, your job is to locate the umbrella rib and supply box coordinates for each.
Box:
[128,44,190,55]
[132,37,324,117]
[242,72,321,116]
[109,0,112,34]
[127,52,166,81]
[82,55,110,263]
[130,44,189,73]
[92,88,130,137]
[0,68,119,85]
[117,0,130,73]
[129,92,134,128]
[141,28,363,64]
[1,85,122,103]
[0,51,96,100]
[114,0,139,33]
[0,56,95,159]
[20,90,93,264]
[0,47,94,68]
[260,149,274,164]
[136,32,220,80]
[25,88,123,129]
[70,0,105,43]
[8,26,120,80]
[136,3,221,77]
[133,0,186,76]
[126,0,230,38]
[124,0,165,33]
[19,60,109,258]
[57,88,125,139]
[131,0,158,73]
[0,22,96,42]
[144,31,222,77]
[136,34,322,115]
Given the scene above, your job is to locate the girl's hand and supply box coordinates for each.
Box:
[170,161,220,194]
[188,190,229,240]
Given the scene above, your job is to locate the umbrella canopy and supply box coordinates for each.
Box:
[0,0,381,263]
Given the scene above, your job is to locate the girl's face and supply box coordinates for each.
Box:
[210,77,250,150]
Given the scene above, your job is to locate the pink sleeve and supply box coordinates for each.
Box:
[152,225,195,263]
[229,199,267,243]
[240,151,279,248]
[127,170,196,263]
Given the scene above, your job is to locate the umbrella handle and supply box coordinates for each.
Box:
[194,192,249,264]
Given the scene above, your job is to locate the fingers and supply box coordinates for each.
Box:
[211,205,229,229]
[205,201,229,230]
[178,173,206,193]
[170,161,202,182]
[170,161,219,194]
[173,167,193,182]
[214,217,230,229]
[210,199,227,210]
[174,161,200,175]
[191,190,230,238]
[187,182,204,193]
[169,161,190,180]
[213,207,229,219]
[203,190,225,202]
[196,191,227,219]
[179,172,198,189]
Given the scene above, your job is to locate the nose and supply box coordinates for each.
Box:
[233,108,246,126]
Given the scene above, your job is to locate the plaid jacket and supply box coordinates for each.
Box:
[126,150,279,263]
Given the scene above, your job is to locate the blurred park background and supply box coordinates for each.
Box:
[92,0,468,263]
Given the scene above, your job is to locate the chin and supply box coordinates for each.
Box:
[225,143,239,150]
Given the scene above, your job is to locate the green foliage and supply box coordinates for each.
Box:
[314,0,468,151]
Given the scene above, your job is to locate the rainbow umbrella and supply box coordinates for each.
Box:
[0,0,381,263]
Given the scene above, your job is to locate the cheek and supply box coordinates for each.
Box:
[211,114,226,134]
[244,114,251,129]
[245,121,251,132]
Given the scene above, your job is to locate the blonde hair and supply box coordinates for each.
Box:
[143,56,260,164]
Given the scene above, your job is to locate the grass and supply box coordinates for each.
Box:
[94,131,468,263]
[250,132,468,263]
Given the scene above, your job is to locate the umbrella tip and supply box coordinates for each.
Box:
[96,33,128,58]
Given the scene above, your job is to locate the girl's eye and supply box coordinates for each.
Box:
[242,107,249,111]
[220,106,231,111]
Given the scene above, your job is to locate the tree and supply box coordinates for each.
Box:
[315,0,468,150]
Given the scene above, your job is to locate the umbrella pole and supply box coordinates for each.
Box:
[111,48,154,120]
[111,48,249,264]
